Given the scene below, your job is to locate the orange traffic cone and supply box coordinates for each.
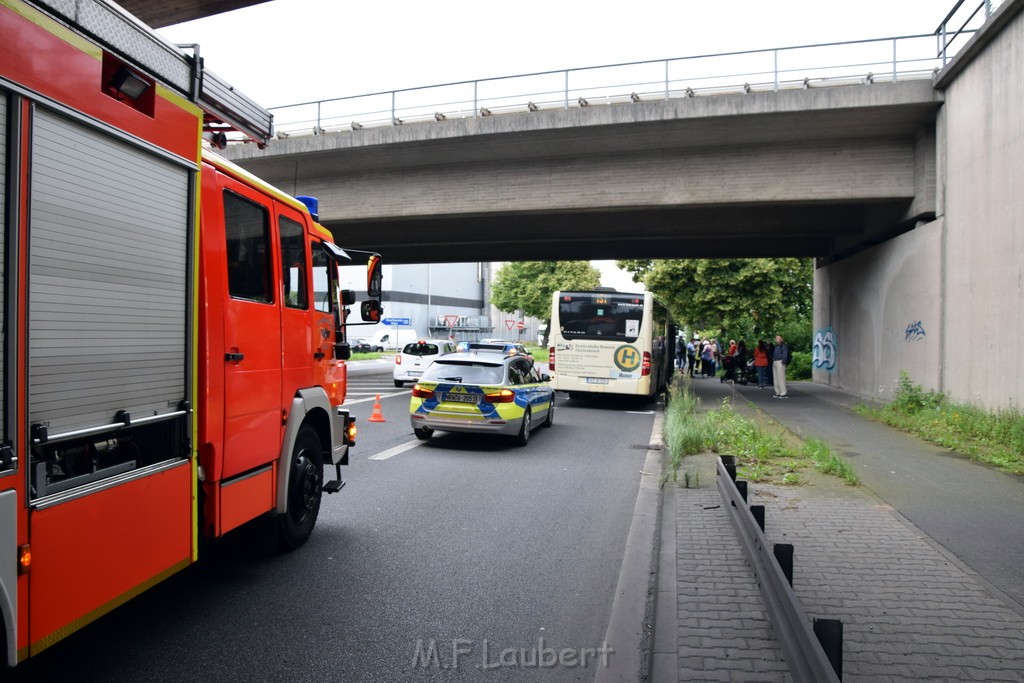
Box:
[369,394,386,422]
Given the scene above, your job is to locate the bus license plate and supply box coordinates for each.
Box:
[585,377,610,384]
[444,392,478,404]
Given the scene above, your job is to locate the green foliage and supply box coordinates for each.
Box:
[788,351,812,380]
[889,370,946,414]
[491,261,600,345]
[856,372,1024,475]
[617,258,813,346]
[803,438,859,485]
[662,381,859,486]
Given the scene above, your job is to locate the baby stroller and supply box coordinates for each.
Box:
[721,355,738,383]
[736,359,758,385]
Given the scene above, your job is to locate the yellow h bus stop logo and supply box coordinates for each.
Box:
[614,345,641,372]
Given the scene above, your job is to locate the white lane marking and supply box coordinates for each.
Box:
[368,440,423,461]
[345,390,410,405]
[626,410,655,415]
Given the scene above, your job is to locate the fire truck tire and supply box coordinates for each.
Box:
[279,425,324,551]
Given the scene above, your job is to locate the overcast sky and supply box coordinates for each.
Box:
[158,1,959,291]
[159,1,955,109]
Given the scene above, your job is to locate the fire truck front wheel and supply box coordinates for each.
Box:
[279,425,324,551]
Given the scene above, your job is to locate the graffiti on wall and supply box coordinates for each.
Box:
[905,321,926,342]
[812,327,837,371]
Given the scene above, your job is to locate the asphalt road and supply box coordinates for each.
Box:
[12,360,658,681]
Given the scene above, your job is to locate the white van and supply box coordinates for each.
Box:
[368,328,422,351]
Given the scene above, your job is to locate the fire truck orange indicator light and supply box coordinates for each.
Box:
[18,545,31,574]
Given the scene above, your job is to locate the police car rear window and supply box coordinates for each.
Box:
[403,343,440,356]
[421,361,504,384]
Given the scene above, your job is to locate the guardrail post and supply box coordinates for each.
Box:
[720,454,737,481]
[736,479,748,502]
[892,38,898,82]
[814,619,844,680]
[773,49,779,91]
[773,543,794,586]
[750,504,765,531]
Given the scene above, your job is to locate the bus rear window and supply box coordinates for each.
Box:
[557,293,644,342]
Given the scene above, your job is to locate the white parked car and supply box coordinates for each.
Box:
[393,339,457,387]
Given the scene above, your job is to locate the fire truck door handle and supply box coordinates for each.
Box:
[225,352,244,362]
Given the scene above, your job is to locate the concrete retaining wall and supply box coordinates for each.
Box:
[813,221,943,402]
[816,0,1024,409]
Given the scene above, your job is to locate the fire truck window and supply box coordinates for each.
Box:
[311,243,338,314]
[279,215,307,309]
[223,191,272,303]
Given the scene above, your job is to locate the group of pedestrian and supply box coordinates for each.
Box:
[678,333,792,398]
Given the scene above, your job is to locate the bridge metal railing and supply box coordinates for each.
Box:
[264,1,1002,139]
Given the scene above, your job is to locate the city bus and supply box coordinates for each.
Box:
[548,290,675,399]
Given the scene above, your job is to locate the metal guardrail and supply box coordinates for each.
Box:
[265,17,994,140]
[937,0,1005,64]
[717,455,842,683]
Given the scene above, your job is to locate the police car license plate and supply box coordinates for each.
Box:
[444,392,478,404]
[585,377,610,384]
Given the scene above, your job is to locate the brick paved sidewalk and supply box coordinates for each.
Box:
[653,452,1024,682]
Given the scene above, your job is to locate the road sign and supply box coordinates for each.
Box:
[444,315,460,328]
[505,319,515,331]
[381,317,410,326]
[517,321,526,330]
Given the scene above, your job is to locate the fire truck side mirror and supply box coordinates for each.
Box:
[334,341,352,361]
[366,255,382,298]
[360,300,382,323]
[340,289,356,306]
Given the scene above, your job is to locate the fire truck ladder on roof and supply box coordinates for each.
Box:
[27,0,273,146]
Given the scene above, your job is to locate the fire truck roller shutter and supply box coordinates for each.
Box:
[0,491,15,667]
[28,109,189,437]
[0,92,6,436]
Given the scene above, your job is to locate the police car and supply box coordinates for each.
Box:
[409,351,555,446]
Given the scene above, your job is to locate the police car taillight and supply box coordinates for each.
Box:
[412,384,434,399]
[484,389,516,403]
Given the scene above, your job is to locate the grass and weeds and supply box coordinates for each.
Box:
[855,371,1024,476]
[663,377,858,486]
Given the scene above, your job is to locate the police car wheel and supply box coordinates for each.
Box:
[514,408,532,447]
[543,398,555,428]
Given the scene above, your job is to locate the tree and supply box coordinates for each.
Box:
[616,258,813,350]
[491,261,601,345]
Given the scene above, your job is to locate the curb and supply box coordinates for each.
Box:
[596,406,665,682]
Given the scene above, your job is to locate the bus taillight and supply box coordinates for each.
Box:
[548,347,555,372]
[642,351,651,376]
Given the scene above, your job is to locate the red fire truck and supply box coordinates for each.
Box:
[0,0,383,666]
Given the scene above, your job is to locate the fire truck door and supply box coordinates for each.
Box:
[277,206,317,404]
[221,187,283,477]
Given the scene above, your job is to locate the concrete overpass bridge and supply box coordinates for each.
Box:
[225,79,940,264]
[222,0,1024,410]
